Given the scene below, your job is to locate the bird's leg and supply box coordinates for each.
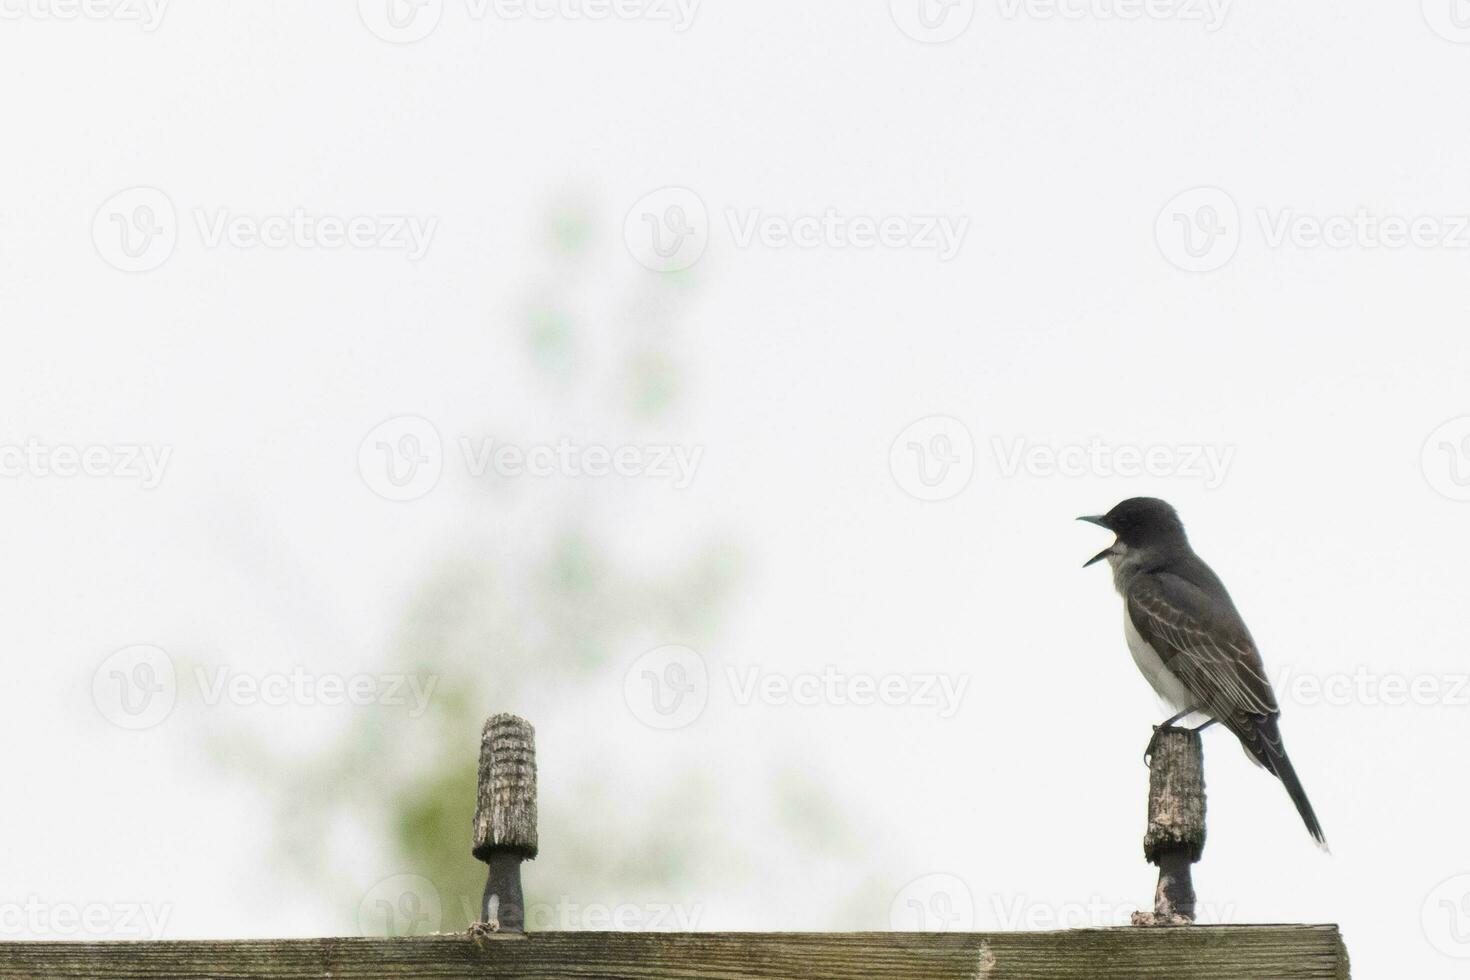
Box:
[1189,719,1217,734]
[1159,708,1194,729]
[1144,707,1203,767]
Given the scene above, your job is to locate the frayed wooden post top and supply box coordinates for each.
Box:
[1134,727,1206,927]
[471,714,538,936]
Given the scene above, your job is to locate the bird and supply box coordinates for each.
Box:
[1078,497,1327,850]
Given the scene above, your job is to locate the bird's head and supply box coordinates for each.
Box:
[1077,497,1187,568]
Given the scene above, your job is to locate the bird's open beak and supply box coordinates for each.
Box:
[1076,515,1116,568]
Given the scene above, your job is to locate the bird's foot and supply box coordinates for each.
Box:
[1130,910,1194,927]
[1143,719,1217,767]
[1143,724,1189,768]
[468,919,500,948]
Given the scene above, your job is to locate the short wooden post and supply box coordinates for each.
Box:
[471,714,538,936]
[1133,727,1206,927]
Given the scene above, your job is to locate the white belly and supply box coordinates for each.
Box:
[1123,612,1195,713]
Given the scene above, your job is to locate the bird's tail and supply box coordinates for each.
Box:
[1238,715,1329,852]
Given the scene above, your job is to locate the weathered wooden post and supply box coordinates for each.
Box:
[1133,727,1206,927]
[471,713,538,936]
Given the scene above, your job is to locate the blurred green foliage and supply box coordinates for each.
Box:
[217,197,759,933]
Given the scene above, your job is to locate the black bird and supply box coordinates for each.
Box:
[1078,497,1327,850]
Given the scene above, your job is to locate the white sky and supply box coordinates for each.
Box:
[4,2,1470,976]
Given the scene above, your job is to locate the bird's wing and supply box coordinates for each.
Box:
[1126,571,1279,726]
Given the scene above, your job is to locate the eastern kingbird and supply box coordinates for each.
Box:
[1079,497,1327,850]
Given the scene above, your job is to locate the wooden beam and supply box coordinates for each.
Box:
[0,925,1349,978]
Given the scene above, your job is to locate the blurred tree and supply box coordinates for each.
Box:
[210,197,880,935]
